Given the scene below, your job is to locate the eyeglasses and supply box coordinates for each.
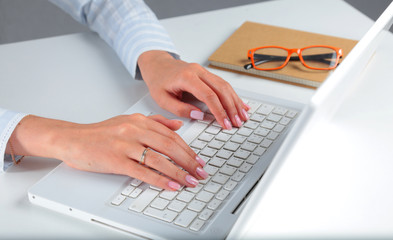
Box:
[244,45,343,71]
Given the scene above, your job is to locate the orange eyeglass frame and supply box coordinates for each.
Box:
[246,45,343,71]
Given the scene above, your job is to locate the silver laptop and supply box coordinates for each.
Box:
[28,2,393,239]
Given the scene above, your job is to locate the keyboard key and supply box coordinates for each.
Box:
[222,128,237,135]
[174,210,198,228]
[198,132,214,142]
[177,191,195,203]
[248,134,264,144]
[199,209,214,221]
[200,147,217,157]
[224,180,238,191]
[254,146,266,156]
[246,155,260,164]
[196,191,214,202]
[223,142,240,151]
[267,113,282,122]
[241,141,257,152]
[187,199,206,212]
[254,127,269,136]
[286,110,298,118]
[212,173,229,185]
[273,124,285,133]
[239,163,253,173]
[232,171,246,182]
[234,149,251,159]
[128,188,159,213]
[151,197,170,210]
[250,113,265,122]
[183,122,208,144]
[130,178,143,187]
[205,125,221,135]
[168,200,187,212]
[246,100,261,114]
[273,106,288,115]
[244,120,259,129]
[267,131,279,140]
[190,219,205,232]
[209,157,226,167]
[216,189,230,200]
[144,207,178,223]
[207,199,222,211]
[230,134,247,144]
[204,164,219,176]
[260,139,273,148]
[219,164,237,176]
[160,190,178,200]
[257,104,274,115]
[121,185,135,196]
[227,157,244,167]
[204,181,222,193]
[129,187,143,198]
[111,194,126,206]
[279,117,291,125]
[208,139,225,150]
[261,120,276,129]
[190,139,207,150]
[237,127,253,137]
[215,132,231,141]
[185,184,203,194]
[216,149,233,159]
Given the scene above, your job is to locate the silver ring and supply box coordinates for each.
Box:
[140,147,150,165]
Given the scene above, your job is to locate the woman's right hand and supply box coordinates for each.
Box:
[7,114,208,191]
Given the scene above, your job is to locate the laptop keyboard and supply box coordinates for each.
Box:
[110,98,298,232]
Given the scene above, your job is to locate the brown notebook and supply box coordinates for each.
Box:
[208,21,358,88]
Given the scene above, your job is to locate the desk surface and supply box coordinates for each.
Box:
[0,0,388,239]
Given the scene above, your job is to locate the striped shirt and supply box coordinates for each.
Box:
[1,0,179,171]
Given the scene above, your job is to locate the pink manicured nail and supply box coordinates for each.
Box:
[224,118,232,130]
[242,109,249,120]
[190,110,204,120]
[235,115,242,127]
[196,167,209,179]
[186,175,199,186]
[244,102,251,110]
[196,156,206,167]
[168,181,181,191]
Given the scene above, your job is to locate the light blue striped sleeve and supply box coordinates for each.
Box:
[50,0,179,79]
[0,108,28,172]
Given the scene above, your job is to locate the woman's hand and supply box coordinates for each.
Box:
[7,114,208,191]
[138,50,250,129]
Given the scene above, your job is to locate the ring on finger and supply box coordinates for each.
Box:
[140,147,151,165]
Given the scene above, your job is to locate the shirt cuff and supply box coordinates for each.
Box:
[0,111,28,172]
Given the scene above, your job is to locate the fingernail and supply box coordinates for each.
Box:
[244,102,251,110]
[196,167,209,179]
[224,118,232,130]
[190,110,204,120]
[168,181,181,191]
[196,156,206,167]
[242,109,249,120]
[186,175,199,186]
[235,115,242,127]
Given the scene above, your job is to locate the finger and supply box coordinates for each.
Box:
[182,77,232,130]
[148,114,184,131]
[156,92,205,120]
[136,130,208,180]
[119,155,182,191]
[143,149,200,188]
[144,116,197,160]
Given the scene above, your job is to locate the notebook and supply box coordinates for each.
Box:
[28,2,393,239]
[208,21,358,88]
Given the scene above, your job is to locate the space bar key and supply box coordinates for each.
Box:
[128,188,159,213]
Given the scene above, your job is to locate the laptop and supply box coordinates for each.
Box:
[28,2,393,239]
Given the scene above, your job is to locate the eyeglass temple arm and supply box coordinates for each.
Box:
[244,53,341,70]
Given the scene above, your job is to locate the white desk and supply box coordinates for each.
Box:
[0,0,386,239]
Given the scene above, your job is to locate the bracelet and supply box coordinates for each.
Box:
[9,139,24,165]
